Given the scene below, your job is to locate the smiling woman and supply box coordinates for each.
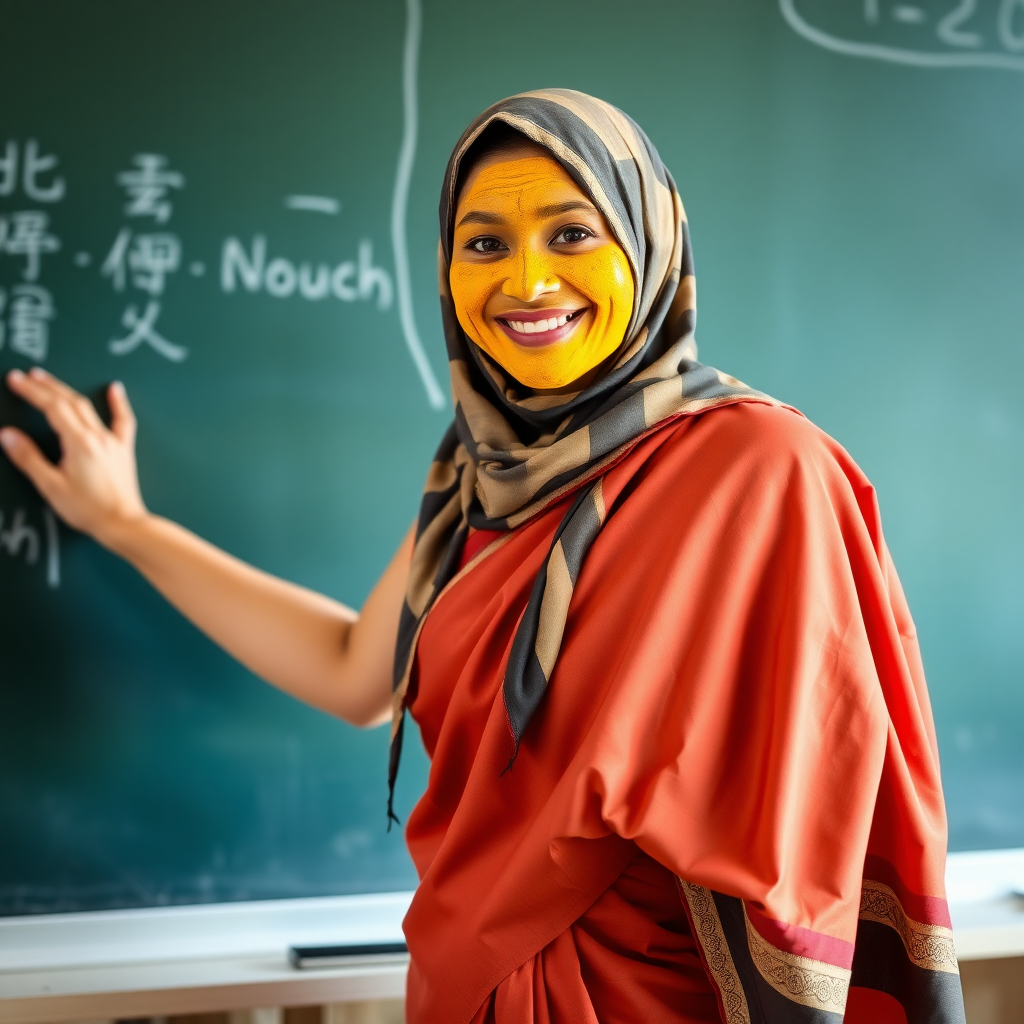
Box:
[391,90,966,1024]
[1,89,966,1024]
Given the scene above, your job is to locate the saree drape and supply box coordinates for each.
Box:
[402,402,963,1024]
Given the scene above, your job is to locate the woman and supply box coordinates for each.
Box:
[1,90,964,1024]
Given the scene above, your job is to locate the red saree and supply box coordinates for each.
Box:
[402,402,960,1024]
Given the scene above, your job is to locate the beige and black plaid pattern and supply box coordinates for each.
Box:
[387,90,776,820]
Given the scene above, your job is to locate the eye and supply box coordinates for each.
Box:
[467,236,508,254]
[552,225,593,245]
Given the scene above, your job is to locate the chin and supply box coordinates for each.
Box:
[519,366,585,390]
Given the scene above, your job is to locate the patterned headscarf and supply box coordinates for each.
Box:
[388,89,774,822]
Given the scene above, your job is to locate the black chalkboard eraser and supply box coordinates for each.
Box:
[288,941,408,969]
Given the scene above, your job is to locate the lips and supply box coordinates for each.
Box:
[494,308,588,347]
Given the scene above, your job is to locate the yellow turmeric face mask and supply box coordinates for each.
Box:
[449,151,635,391]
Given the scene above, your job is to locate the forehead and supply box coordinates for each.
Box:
[456,150,588,213]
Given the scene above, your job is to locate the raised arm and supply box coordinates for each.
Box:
[0,367,406,728]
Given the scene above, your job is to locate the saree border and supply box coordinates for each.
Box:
[859,878,959,975]
[678,880,752,1024]
[742,905,850,1013]
[678,877,965,1024]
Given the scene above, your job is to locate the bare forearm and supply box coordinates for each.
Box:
[104,513,391,725]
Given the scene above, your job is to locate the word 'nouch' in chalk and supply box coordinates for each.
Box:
[288,941,409,969]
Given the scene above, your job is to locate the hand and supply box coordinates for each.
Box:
[1,368,147,548]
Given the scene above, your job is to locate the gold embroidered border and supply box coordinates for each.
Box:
[859,879,960,975]
[678,881,751,1024]
[742,907,851,1013]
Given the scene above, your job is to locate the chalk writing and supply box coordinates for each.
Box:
[117,154,184,224]
[101,229,181,296]
[105,154,187,362]
[1,2,444,408]
[1,1,440,403]
[0,139,64,363]
[0,504,60,587]
[109,301,187,362]
[391,0,444,409]
[0,140,66,203]
[780,0,1024,70]
[284,195,341,214]
[221,237,393,308]
[0,284,55,360]
[0,211,60,283]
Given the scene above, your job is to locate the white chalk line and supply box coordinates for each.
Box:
[285,195,341,214]
[43,507,59,588]
[779,0,1024,71]
[391,0,445,410]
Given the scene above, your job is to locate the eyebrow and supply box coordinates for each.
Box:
[456,210,505,228]
[536,200,598,218]
[455,199,599,230]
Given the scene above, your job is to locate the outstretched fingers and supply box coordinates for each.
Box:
[108,381,137,444]
[5,367,100,442]
[2,369,146,539]
[43,369,107,431]
[0,427,64,503]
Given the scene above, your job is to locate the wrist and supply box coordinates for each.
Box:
[94,506,154,559]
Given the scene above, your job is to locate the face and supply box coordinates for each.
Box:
[449,147,635,391]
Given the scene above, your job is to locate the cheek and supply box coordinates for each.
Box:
[557,248,633,311]
[449,264,496,323]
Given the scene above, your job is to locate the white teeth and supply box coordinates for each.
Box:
[506,314,577,334]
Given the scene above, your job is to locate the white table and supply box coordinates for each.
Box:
[1,850,1022,1024]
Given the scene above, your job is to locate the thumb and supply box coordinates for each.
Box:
[0,427,64,502]
[108,380,137,443]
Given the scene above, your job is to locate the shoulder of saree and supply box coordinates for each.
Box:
[404,400,963,1024]
[499,389,784,531]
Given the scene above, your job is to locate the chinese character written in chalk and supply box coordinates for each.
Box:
[0,284,55,361]
[117,154,184,223]
[104,153,188,362]
[101,228,181,296]
[0,211,61,281]
[0,140,66,203]
[108,301,186,362]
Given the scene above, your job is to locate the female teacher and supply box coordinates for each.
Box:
[1,90,964,1024]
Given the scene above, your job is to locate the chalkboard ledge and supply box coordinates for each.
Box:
[0,891,412,1024]
[0,851,1023,1024]
[947,848,1024,961]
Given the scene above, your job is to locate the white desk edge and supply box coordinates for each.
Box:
[0,849,1022,1023]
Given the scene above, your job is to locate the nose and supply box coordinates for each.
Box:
[501,245,559,303]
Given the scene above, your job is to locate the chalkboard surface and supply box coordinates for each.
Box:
[1,0,1022,915]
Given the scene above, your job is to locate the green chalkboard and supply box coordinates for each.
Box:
[1,0,1022,915]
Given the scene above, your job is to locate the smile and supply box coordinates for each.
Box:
[495,308,588,347]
